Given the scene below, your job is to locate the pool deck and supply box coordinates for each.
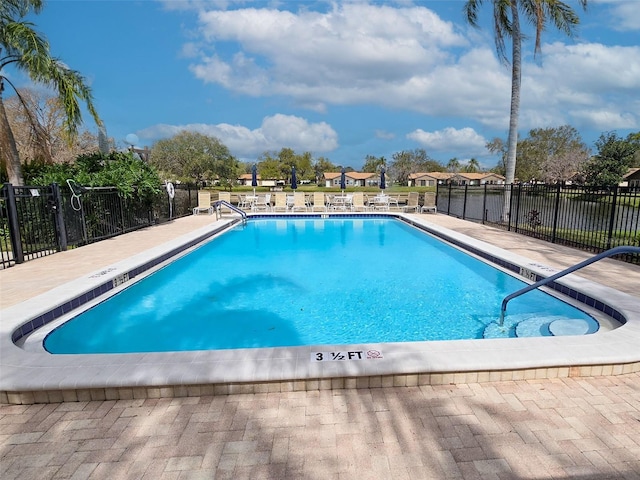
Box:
[1,213,640,478]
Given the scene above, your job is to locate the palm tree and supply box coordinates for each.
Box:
[447,157,461,173]
[465,157,480,173]
[463,0,587,187]
[1,0,101,185]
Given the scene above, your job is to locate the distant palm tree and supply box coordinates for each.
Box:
[1,0,101,185]
[463,0,587,186]
[465,158,480,173]
[447,158,461,173]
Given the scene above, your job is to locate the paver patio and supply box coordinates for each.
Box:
[1,213,639,478]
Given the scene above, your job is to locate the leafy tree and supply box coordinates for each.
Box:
[583,132,637,188]
[275,147,297,182]
[4,88,101,166]
[297,151,313,180]
[257,147,317,183]
[27,151,161,201]
[516,125,589,182]
[489,126,589,183]
[1,0,102,185]
[149,131,240,188]
[313,156,336,183]
[256,152,281,182]
[486,137,507,176]
[390,148,441,185]
[626,131,640,167]
[362,155,386,173]
[533,126,589,183]
[464,0,588,186]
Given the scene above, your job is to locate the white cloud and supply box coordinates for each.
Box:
[520,41,640,131]
[375,130,395,140]
[190,3,466,101]
[597,0,640,31]
[182,2,638,142]
[407,127,487,155]
[137,114,338,157]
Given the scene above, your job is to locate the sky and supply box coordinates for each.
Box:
[9,0,640,170]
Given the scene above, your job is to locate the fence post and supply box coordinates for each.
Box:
[51,183,68,251]
[551,183,562,244]
[462,184,468,220]
[606,186,619,249]
[482,183,487,223]
[447,183,452,215]
[512,184,523,233]
[3,183,24,264]
[505,185,512,231]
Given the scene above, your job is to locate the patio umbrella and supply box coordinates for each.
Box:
[251,164,258,196]
[380,167,386,192]
[291,166,298,190]
[340,167,346,194]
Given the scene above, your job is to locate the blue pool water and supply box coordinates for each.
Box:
[44,217,597,353]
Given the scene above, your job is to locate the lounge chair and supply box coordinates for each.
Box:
[290,191,308,212]
[388,194,400,211]
[217,191,233,214]
[273,192,288,212]
[253,193,271,212]
[421,192,437,213]
[370,194,389,211]
[403,192,419,213]
[312,192,326,212]
[193,191,214,215]
[351,192,367,212]
[237,194,252,211]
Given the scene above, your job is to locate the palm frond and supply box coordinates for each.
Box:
[0,0,43,20]
[463,0,485,27]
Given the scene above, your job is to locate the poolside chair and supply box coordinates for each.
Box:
[370,194,389,211]
[290,191,308,212]
[237,194,252,211]
[273,192,288,212]
[253,193,271,212]
[388,194,400,211]
[421,192,437,214]
[311,192,326,212]
[216,191,233,214]
[193,191,214,215]
[351,192,367,212]
[403,192,419,213]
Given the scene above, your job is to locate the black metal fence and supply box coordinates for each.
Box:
[1,182,197,269]
[437,183,640,264]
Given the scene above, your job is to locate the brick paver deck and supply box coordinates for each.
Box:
[1,374,639,479]
[2,213,639,478]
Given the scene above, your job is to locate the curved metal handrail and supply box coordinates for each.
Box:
[500,245,640,325]
[213,200,247,224]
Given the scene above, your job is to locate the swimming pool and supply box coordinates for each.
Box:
[43,217,597,354]
[1,213,639,404]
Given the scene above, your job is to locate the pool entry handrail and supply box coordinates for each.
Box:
[500,246,640,325]
[213,200,247,224]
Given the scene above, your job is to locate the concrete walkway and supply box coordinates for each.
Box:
[1,214,639,478]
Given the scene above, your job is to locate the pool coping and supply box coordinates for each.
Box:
[1,213,639,404]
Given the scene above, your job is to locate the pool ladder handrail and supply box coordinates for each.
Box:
[500,245,640,325]
[213,200,247,224]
